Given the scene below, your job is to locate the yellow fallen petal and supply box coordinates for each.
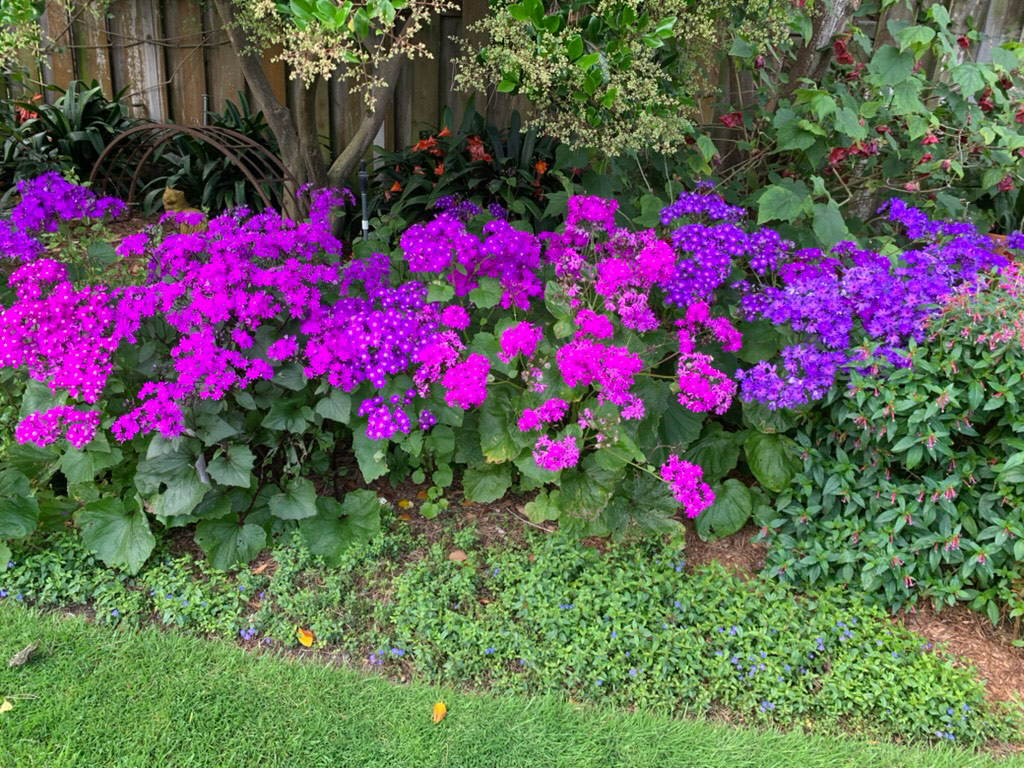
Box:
[0,699,12,713]
[432,700,447,724]
[397,500,412,509]
[296,627,314,647]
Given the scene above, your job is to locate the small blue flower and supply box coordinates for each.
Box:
[784,664,791,671]
[0,590,6,598]
[729,626,737,636]
[484,648,494,655]
[947,708,954,715]
[15,594,22,601]
[760,651,766,658]
[610,631,617,639]
[111,609,119,617]
[962,704,969,712]
[166,594,173,600]
[181,600,188,607]
[5,561,12,569]
[629,668,637,677]
[595,679,603,686]
[390,648,405,657]
[892,651,899,659]
[674,601,681,608]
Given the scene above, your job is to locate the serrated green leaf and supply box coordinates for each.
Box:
[194,516,266,570]
[463,463,512,503]
[269,477,318,520]
[207,445,255,488]
[77,498,155,575]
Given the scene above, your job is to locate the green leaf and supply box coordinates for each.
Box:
[479,390,531,462]
[894,25,935,52]
[523,489,561,523]
[991,46,1019,73]
[757,183,808,224]
[77,499,155,575]
[729,35,753,58]
[892,80,925,114]
[741,400,797,434]
[269,477,318,520]
[0,468,38,539]
[685,423,741,484]
[811,201,851,248]
[834,107,866,141]
[59,442,122,485]
[951,62,985,97]
[463,463,512,503]
[560,457,621,516]
[87,240,118,268]
[565,34,583,60]
[659,404,703,448]
[468,277,503,309]
[194,516,266,570]
[261,398,313,433]
[736,320,783,364]
[696,134,717,163]
[207,445,255,488]
[744,432,798,493]
[298,492,381,565]
[602,472,679,540]
[696,479,752,541]
[0,543,10,571]
[868,45,915,86]
[353,433,388,482]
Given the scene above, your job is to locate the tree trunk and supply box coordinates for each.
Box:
[325,47,407,187]
[785,0,862,95]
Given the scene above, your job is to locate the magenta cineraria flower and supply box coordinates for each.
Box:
[517,398,568,432]
[266,336,298,361]
[15,406,100,449]
[660,455,714,517]
[439,305,470,329]
[532,434,580,471]
[574,309,614,340]
[441,353,489,409]
[556,340,642,406]
[499,322,542,363]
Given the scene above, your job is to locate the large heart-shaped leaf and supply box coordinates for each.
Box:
[77,498,156,575]
[298,492,381,565]
[352,433,388,483]
[269,477,318,520]
[744,432,799,493]
[207,445,255,488]
[462,464,512,503]
[696,479,752,541]
[0,469,39,539]
[194,516,266,570]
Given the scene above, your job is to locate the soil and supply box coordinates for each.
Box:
[899,602,1024,706]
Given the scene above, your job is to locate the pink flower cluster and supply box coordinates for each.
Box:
[556,340,643,406]
[532,434,580,471]
[660,455,714,517]
[15,406,100,450]
[499,322,542,362]
[518,398,568,431]
[441,353,489,409]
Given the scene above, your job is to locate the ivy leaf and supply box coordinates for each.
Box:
[77,498,155,575]
[696,479,752,541]
[269,477,318,520]
[757,183,808,224]
[833,107,866,141]
[744,432,799,493]
[463,463,512,503]
[194,516,266,570]
[868,45,915,86]
[811,201,850,249]
[207,445,255,488]
[0,469,39,539]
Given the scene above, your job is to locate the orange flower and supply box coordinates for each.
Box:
[15,93,42,124]
[437,126,451,138]
[434,163,444,176]
[411,136,437,152]
[534,160,548,175]
[390,181,402,192]
[412,165,424,176]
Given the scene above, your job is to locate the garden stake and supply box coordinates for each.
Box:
[359,160,369,241]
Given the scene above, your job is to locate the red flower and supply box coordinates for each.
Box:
[875,124,890,134]
[978,88,994,113]
[718,111,743,128]
[918,153,932,164]
[534,160,548,175]
[434,163,444,176]
[920,133,938,145]
[14,93,41,124]
[903,181,920,192]
[437,126,451,138]
[997,174,1014,192]
[1015,105,1024,124]
[411,136,437,152]
[827,146,848,165]
[957,35,971,50]
[466,135,493,163]
[833,38,854,66]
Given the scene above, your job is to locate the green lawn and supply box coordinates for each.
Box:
[0,606,1021,768]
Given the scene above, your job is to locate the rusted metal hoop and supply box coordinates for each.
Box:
[89,123,298,212]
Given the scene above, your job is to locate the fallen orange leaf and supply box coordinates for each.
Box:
[432,700,447,724]
[398,512,412,521]
[296,627,314,647]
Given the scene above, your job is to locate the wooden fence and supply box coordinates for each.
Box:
[4,0,1024,156]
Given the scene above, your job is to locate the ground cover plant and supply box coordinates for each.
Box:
[0,514,1019,746]
[4,605,1018,768]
